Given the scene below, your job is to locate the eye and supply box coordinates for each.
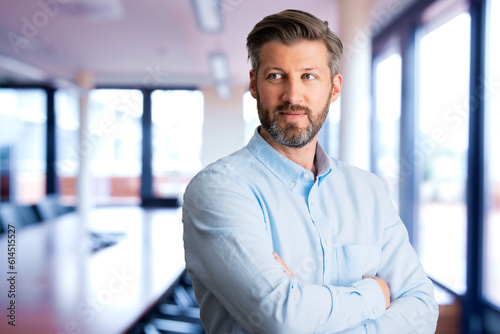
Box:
[302,73,317,80]
[268,73,283,80]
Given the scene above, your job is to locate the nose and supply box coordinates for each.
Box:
[281,77,303,105]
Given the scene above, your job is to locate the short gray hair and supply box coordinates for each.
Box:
[246,9,343,78]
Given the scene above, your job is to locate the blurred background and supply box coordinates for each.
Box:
[0,0,498,333]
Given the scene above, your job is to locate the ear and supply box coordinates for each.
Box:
[330,74,342,103]
[249,70,257,99]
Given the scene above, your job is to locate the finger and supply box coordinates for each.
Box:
[363,275,390,309]
[273,252,286,267]
[273,252,294,278]
[284,268,294,278]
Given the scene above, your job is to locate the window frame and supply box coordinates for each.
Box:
[88,85,200,207]
[371,0,497,332]
[141,86,201,206]
[0,84,53,203]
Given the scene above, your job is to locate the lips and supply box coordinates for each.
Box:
[277,104,309,113]
[280,111,307,115]
[281,111,305,115]
[276,104,310,119]
[278,111,307,122]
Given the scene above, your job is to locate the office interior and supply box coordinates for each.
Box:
[0,0,498,333]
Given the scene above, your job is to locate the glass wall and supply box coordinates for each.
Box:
[484,0,500,308]
[416,11,471,294]
[55,89,80,205]
[0,88,46,204]
[243,91,259,144]
[324,96,341,159]
[151,90,203,200]
[373,51,402,209]
[89,89,143,205]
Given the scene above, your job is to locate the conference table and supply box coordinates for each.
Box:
[0,206,186,334]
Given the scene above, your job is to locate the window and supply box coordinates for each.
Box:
[55,89,80,205]
[151,90,203,199]
[373,51,402,208]
[484,0,500,308]
[372,0,499,328]
[0,88,46,204]
[322,96,341,159]
[89,89,143,205]
[243,91,259,144]
[416,11,471,294]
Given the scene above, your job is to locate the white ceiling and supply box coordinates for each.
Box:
[0,0,344,90]
[0,0,413,91]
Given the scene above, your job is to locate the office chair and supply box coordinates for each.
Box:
[32,194,70,221]
[129,271,205,334]
[19,205,41,224]
[0,203,38,232]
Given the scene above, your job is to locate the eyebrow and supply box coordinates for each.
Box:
[262,66,320,73]
[262,66,284,73]
[302,67,319,71]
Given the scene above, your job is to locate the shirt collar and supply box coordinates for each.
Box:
[315,139,333,183]
[246,127,333,190]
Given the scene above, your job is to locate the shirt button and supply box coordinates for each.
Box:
[373,307,378,314]
[348,317,353,324]
[289,181,295,188]
[303,172,309,179]
[310,199,315,205]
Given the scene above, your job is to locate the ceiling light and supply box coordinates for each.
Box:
[192,0,223,33]
[208,53,231,99]
[59,0,124,22]
[208,53,229,82]
[0,54,47,81]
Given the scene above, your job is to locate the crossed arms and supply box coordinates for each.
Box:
[183,169,439,333]
[273,251,391,310]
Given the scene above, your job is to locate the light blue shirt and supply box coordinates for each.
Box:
[182,129,438,334]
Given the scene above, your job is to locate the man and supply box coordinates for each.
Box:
[183,9,438,333]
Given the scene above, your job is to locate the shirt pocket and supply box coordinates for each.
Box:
[336,244,381,286]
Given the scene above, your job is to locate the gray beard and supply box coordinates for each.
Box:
[264,110,316,148]
[256,92,332,148]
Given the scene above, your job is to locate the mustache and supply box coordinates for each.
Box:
[275,104,311,113]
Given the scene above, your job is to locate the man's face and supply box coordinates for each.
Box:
[249,40,342,148]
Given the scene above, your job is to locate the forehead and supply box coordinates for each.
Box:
[259,40,329,72]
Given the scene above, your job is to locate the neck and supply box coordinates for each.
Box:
[259,127,318,176]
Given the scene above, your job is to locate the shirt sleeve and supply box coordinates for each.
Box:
[361,179,439,334]
[183,169,387,334]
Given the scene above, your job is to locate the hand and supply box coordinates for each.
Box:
[363,275,390,309]
[273,252,294,278]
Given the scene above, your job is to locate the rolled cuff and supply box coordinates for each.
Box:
[321,278,386,331]
[351,278,386,321]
